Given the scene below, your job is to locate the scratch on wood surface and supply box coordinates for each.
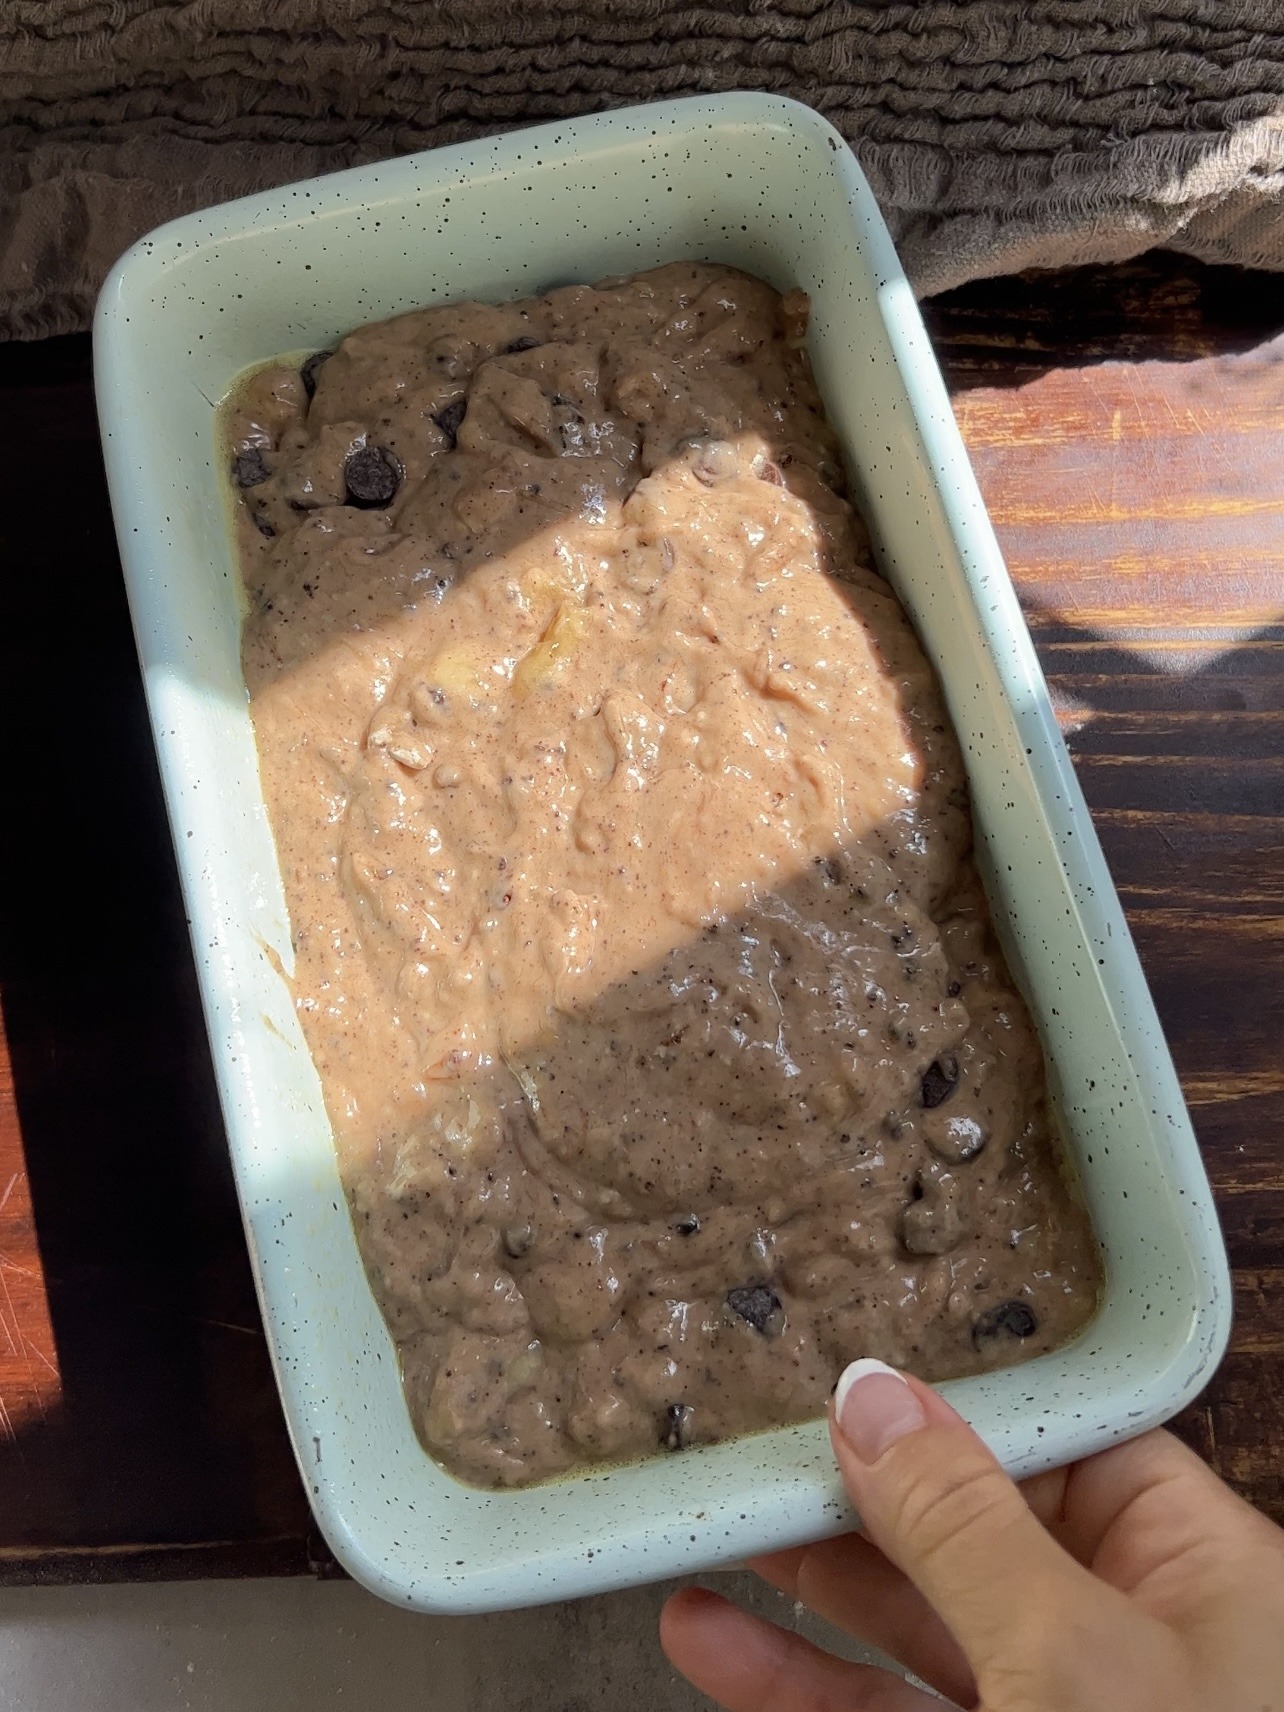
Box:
[0,1262,52,1424]
[1159,388,1188,437]
[21,1339,57,1379]
[0,1270,19,1361]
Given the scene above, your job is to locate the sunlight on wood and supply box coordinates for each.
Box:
[0,1015,62,1436]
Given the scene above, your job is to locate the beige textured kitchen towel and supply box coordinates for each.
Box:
[3,1,1283,339]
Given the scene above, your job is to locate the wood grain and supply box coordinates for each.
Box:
[0,998,60,1442]
[0,343,321,1575]
[924,253,1284,1523]
[0,249,1278,1579]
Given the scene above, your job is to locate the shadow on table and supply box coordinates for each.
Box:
[923,250,1284,392]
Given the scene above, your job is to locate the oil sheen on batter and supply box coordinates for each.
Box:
[224,263,1101,1488]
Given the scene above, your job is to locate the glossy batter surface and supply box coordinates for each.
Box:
[224,263,1100,1487]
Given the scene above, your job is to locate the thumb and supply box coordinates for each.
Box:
[829,1359,1108,1681]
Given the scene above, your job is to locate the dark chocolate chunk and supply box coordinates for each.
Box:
[920,1053,960,1109]
[233,448,270,488]
[726,1283,784,1336]
[947,980,962,998]
[972,1299,1038,1349]
[757,459,784,485]
[343,443,402,509]
[504,335,542,354]
[251,510,276,538]
[433,398,467,447]
[662,1403,693,1451]
[300,349,333,399]
[675,1215,700,1237]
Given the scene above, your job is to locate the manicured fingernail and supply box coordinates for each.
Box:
[833,1359,928,1464]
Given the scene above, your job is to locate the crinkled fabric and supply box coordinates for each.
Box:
[2,0,1282,338]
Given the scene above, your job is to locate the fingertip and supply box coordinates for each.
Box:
[660,1584,723,1622]
[660,1585,794,1702]
[658,1586,727,1661]
[663,1587,940,1712]
[826,1366,971,1475]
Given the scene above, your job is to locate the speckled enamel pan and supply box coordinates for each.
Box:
[94,92,1231,1614]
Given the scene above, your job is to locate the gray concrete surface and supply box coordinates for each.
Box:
[0,1571,900,1711]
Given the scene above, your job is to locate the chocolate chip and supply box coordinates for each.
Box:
[920,1054,959,1109]
[662,1403,693,1451]
[726,1283,784,1336]
[757,460,784,485]
[251,511,276,538]
[300,349,333,399]
[972,1300,1038,1348]
[504,335,542,353]
[501,1224,533,1260]
[232,448,270,488]
[433,398,467,447]
[343,444,402,509]
[675,1215,700,1237]
[947,980,962,998]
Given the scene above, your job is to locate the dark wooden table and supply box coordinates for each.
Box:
[0,251,1280,1582]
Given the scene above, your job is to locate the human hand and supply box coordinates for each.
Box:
[661,1359,1284,1710]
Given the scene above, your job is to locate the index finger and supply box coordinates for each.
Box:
[750,1538,975,1707]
